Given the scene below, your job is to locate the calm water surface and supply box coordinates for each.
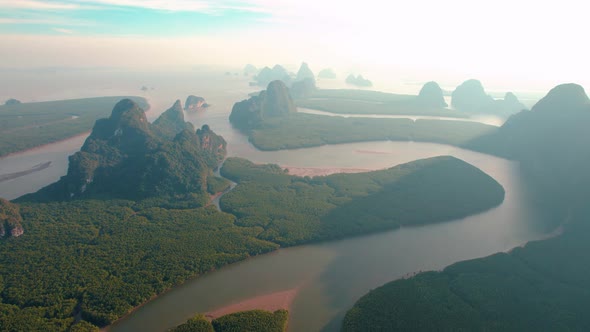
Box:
[0,70,550,332]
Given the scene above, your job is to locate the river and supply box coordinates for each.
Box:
[0,70,551,332]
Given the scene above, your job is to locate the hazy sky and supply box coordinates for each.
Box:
[0,0,588,89]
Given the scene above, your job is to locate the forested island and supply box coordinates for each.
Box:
[343,83,590,331]
[230,81,496,150]
[0,96,506,331]
[170,310,288,332]
[0,96,148,156]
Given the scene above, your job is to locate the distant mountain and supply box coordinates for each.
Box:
[0,199,23,239]
[469,83,590,194]
[451,80,526,115]
[295,62,315,83]
[254,65,292,87]
[318,68,337,79]
[416,81,448,108]
[244,64,258,76]
[346,74,372,87]
[230,80,296,131]
[451,79,494,111]
[185,95,209,111]
[4,99,21,106]
[22,99,226,205]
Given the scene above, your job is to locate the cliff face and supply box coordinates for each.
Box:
[24,99,226,203]
[230,80,296,131]
[0,199,23,238]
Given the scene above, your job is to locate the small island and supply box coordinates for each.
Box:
[4,98,21,105]
[171,310,288,332]
[318,68,337,79]
[185,95,210,111]
[346,74,372,87]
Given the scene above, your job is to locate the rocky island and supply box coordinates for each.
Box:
[185,95,209,111]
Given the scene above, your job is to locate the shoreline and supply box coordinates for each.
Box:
[204,288,299,320]
[284,166,377,177]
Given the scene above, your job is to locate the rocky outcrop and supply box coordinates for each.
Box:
[5,99,21,105]
[153,100,191,139]
[416,81,448,108]
[346,74,372,87]
[185,95,209,111]
[0,199,23,238]
[24,99,226,204]
[230,80,296,131]
[295,62,315,83]
[451,79,494,112]
[318,68,336,79]
[197,124,227,167]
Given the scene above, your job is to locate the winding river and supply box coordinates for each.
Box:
[0,73,551,332]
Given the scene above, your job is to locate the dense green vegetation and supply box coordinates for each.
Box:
[220,156,504,246]
[170,314,214,332]
[248,113,496,150]
[231,84,495,151]
[0,156,503,331]
[0,96,148,156]
[170,310,288,332]
[213,309,288,332]
[343,83,590,331]
[342,206,590,332]
[0,200,278,331]
[23,99,226,206]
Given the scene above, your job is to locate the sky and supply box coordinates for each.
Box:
[0,0,588,90]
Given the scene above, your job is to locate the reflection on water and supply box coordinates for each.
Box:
[298,108,505,127]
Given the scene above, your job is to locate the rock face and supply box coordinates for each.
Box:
[295,62,315,83]
[451,79,494,112]
[255,65,291,87]
[230,80,296,131]
[25,99,226,204]
[318,68,337,79]
[185,95,209,111]
[0,199,23,238]
[4,99,21,106]
[417,81,448,108]
[346,74,372,87]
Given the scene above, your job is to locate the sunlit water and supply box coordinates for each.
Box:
[0,69,552,332]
